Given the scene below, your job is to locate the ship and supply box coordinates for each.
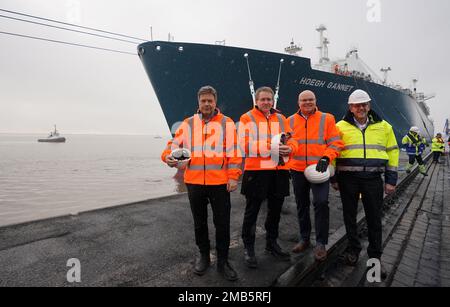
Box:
[137,25,434,142]
[38,125,66,143]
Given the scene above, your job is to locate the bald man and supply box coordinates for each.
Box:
[287,90,344,261]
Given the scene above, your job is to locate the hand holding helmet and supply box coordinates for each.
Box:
[304,164,335,184]
[168,148,192,170]
[271,133,291,166]
[315,156,330,173]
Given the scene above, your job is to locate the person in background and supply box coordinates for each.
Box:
[402,126,428,176]
[431,133,445,163]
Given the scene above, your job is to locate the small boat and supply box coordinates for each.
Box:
[38,125,66,143]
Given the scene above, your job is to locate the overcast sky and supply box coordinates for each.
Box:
[0,0,449,135]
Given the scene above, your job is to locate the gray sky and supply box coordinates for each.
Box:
[0,0,449,135]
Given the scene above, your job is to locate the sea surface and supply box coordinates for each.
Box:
[0,134,184,227]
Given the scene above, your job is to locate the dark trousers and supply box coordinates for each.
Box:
[241,194,285,248]
[241,170,290,248]
[337,173,383,259]
[291,171,330,245]
[408,154,424,165]
[433,151,441,162]
[186,184,231,260]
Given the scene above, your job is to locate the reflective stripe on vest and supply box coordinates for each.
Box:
[343,144,387,151]
[318,113,326,141]
[187,164,224,171]
[293,113,327,144]
[227,163,241,170]
[276,114,285,134]
[325,135,341,144]
[386,145,399,152]
[337,166,385,172]
[289,116,295,130]
[293,156,322,161]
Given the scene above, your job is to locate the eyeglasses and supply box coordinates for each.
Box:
[351,103,369,109]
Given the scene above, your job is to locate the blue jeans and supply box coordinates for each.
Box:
[291,171,330,245]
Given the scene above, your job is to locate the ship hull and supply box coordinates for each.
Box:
[138,41,434,141]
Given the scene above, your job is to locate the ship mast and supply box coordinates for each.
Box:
[380,67,391,85]
[284,39,302,56]
[316,24,329,63]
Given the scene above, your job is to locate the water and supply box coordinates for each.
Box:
[0,134,184,227]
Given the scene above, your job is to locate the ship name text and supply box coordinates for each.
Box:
[298,77,355,92]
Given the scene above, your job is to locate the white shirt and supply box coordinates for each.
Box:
[353,117,369,131]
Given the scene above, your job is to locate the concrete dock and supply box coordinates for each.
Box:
[0,152,448,287]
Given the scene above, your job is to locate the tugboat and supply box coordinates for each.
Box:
[38,125,66,143]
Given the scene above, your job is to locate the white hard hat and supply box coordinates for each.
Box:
[348,89,371,104]
[304,164,334,184]
[410,126,420,133]
[170,148,191,170]
[271,133,289,164]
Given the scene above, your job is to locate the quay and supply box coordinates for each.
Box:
[0,152,448,287]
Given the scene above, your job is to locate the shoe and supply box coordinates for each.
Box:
[292,240,311,253]
[265,241,290,261]
[343,250,359,266]
[314,244,327,262]
[405,163,413,173]
[419,165,428,176]
[193,253,210,275]
[217,260,238,281]
[244,248,258,268]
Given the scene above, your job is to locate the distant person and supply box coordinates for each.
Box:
[402,126,428,176]
[431,133,445,163]
[287,90,344,261]
[238,86,297,268]
[161,86,242,281]
[331,89,399,280]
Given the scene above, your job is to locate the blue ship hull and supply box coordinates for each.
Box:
[138,41,434,141]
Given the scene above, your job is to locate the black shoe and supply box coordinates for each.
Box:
[244,248,258,268]
[265,241,290,261]
[217,260,238,281]
[193,253,210,275]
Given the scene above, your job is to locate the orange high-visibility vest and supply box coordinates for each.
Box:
[161,110,242,185]
[238,107,297,171]
[287,110,344,172]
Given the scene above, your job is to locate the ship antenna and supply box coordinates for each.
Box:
[274,58,284,109]
[244,53,256,105]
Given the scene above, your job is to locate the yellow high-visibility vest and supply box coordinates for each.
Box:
[335,111,399,185]
[431,137,445,153]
